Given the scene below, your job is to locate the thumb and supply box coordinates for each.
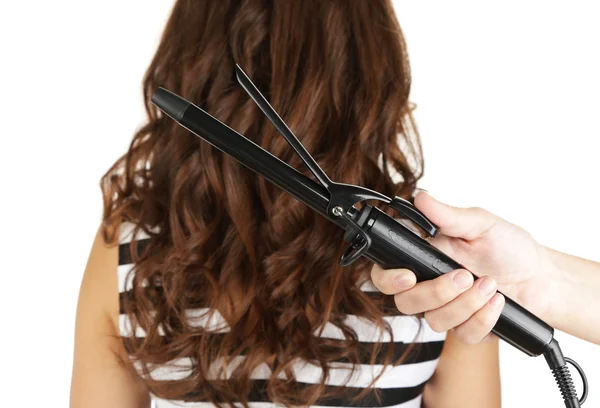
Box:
[413,192,497,240]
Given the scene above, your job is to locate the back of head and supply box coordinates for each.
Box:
[101,0,424,405]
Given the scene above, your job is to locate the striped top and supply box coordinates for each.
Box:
[118,222,446,408]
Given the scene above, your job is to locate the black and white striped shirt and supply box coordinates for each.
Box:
[118,222,446,408]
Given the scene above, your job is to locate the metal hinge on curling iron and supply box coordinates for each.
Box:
[234,65,439,266]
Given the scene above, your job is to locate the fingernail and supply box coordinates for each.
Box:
[489,293,504,308]
[394,274,415,289]
[478,277,497,295]
[412,188,428,197]
[453,271,473,289]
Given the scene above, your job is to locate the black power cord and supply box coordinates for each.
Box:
[544,339,588,407]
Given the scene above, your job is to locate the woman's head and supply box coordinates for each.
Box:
[101,0,423,406]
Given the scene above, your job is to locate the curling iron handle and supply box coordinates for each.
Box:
[360,206,554,356]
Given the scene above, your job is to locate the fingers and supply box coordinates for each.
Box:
[370,263,417,295]
[423,276,498,333]
[453,293,505,344]
[371,263,475,313]
[480,332,499,343]
[426,233,457,259]
[393,269,474,314]
[413,192,498,240]
[370,263,504,345]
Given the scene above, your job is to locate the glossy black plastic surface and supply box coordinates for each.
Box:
[155,92,333,220]
[354,205,555,356]
[389,196,439,237]
[153,86,554,357]
[153,83,586,407]
[234,65,394,218]
[151,88,189,122]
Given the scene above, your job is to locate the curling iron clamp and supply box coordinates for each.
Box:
[151,65,588,407]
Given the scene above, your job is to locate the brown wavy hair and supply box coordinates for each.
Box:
[100,0,424,406]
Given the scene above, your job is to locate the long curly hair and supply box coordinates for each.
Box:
[100,0,424,406]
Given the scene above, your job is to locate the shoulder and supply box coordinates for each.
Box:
[71,221,152,406]
[77,222,123,336]
[77,220,157,337]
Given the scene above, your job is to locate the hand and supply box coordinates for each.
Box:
[370,192,561,344]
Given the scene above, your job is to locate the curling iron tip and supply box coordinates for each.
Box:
[151,87,190,122]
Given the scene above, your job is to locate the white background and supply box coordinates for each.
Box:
[1,1,598,407]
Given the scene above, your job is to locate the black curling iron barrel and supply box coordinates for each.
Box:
[151,65,588,407]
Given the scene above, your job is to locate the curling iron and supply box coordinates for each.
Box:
[151,65,588,407]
